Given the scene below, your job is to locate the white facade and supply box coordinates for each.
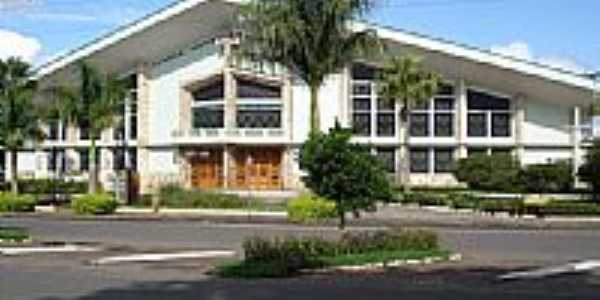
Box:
[19,0,595,193]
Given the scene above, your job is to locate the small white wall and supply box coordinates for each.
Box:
[147,149,179,175]
[523,99,571,146]
[521,148,573,165]
[148,50,224,145]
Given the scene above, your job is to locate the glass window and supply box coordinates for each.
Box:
[467,89,510,110]
[352,113,371,136]
[129,148,137,172]
[352,83,371,97]
[113,149,125,171]
[237,78,281,99]
[48,120,59,141]
[434,113,453,137]
[192,78,224,101]
[130,116,138,140]
[377,113,395,137]
[79,149,89,172]
[434,149,454,173]
[47,150,66,173]
[192,105,224,129]
[467,113,487,137]
[114,122,125,140]
[410,148,429,173]
[352,98,371,111]
[437,83,455,96]
[376,148,396,173]
[79,119,90,140]
[410,113,429,137]
[492,113,510,137]
[352,64,376,80]
[236,104,282,128]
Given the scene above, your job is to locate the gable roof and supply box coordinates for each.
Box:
[34,0,595,93]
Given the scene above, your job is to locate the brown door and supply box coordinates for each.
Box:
[190,149,223,189]
[231,147,282,190]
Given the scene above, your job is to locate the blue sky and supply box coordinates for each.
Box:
[0,0,598,73]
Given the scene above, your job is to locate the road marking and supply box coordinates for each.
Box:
[0,245,99,256]
[499,260,600,280]
[91,250,237,265]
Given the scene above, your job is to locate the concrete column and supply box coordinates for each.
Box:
[514,93,526,161]
[572,105,582,187]
[339,67,351,127]
[456,78,468,158]
[222,38,237,132]
[136,65,152,194]
[283,74,293,141]
[223,146,230,189]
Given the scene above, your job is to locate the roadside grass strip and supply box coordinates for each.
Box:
[499,260,600,280]
[0,228,30,243]
[0,244,99,256]
[91,250,237,265]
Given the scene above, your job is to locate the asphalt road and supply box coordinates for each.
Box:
[1,217,599,300]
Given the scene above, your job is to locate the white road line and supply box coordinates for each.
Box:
[91,250,237,265]
[499,260,600,280]
[0,245,99,256]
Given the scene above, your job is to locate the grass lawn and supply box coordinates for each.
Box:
[0,228,29,242]
[215,250,450,278]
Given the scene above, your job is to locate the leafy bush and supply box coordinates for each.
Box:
[72,194,118,215]
[0,179,88,195]
[0,193,36,212]
[221,229,441,278]
[403,192,448,206]
[447,193,479,209]
[529,202,600,217]
[579,139,600,202]
[454,154,522,192]
[519,162,573,193]
[479,199,525,216]
[301,122,394,228]
[287,193,337,223]
[0,228,29,242]
[158,185,255,209]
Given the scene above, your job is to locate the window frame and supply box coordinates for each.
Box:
[410,83,456,138]
[467,87,512,138]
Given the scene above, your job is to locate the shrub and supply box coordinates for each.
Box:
[158,185,253,209]
[0,179,89,195]
[287,193,337,223]
[479,199,525,216]
[0,193,36,212]
[530,202,600,217]
[519,162,573,193]
[72,194,118,215]
[447,193,479,209]
[454,154,522,192]
[579,139,600,202]
[301,122,394,229]
[404,192,448,206]
[0,228,29,242]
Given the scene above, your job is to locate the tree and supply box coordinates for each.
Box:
[377,55,441,193]
[0,58,45,194]
[578,139,600,202]
[51,63,126,194]
[239,0,381,133]
[301,122,393,229]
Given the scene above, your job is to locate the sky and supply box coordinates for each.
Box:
[0,0,598,74]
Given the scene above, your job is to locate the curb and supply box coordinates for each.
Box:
[302,253,462,274]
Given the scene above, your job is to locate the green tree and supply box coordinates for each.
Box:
[240,0,381,133]
[301,122,393,229]
[377,55,441,192]
[0,58,45,194]
[578,139,600,202]
[50,63,126,194]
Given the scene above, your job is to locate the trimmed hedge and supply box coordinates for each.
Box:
[72,194,118,215]
[0,179,88,195]
[0,193,36,213]
[287,193,337,223]
[454,154,522,192]
[403,192,448,206]
[478,199,525,216]
[519,162,573,193]
[158,185,255,209]
[532,202,600,217]
[238,229,440,277]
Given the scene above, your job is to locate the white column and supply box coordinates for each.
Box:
[339,67,351,127]
[572,105,582,187]
[514,93,526,161]
[456,78,468,158]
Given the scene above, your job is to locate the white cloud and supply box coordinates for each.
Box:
[0,28,42,63]
[491,41,586,73]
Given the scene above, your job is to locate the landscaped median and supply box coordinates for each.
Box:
[212,229,454,278]
[0,228,30,243]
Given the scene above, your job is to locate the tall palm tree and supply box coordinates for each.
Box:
[51,63,126,194]
[0,58,45,194]
[240,0,381,133]
[378,55,441,193]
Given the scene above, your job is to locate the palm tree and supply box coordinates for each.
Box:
[51,63,126,194]
[0,58,45,194]
[378,55,441,193]
[240,0,381,133]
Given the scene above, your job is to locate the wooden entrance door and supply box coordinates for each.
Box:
[231,148,282,190]
[190,149,223,189]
